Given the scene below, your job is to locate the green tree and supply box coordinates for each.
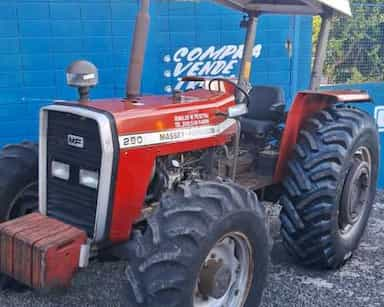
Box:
[312,15,321,51]
[318,1,384,84]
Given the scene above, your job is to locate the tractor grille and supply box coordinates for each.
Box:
[46,110,102,237]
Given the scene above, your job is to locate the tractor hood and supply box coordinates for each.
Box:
[56,89,236,144]
[215,0,352,16]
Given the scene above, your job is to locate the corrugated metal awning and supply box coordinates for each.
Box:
[214,0,352,16]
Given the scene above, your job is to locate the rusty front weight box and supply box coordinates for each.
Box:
[0,213,87,289]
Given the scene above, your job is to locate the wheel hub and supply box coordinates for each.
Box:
[340,157,371,233]
[198,259,232,299]
[194,233,253,307]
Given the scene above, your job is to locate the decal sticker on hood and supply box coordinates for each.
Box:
[119,118,236,149]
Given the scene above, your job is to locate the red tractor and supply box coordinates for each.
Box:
[0,1,378,306]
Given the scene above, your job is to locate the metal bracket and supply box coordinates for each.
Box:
[240,16,249,28]
[79,242,91,268]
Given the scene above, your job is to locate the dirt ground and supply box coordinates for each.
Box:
[0,194,383,306]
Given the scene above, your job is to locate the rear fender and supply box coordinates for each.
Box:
[273,90,371,182]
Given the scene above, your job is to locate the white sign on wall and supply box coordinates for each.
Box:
[162,44,263,92]
[375,106,384,132]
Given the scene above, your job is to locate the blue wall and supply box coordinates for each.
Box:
[0,0,312,147]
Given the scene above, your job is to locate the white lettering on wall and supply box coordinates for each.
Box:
[164,44,263,92]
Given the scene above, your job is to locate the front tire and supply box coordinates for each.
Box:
[280,107,379,269]
[124,181,271,307]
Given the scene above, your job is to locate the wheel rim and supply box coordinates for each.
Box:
[194,232,253,307]
[339,146,372,235]
[9,182,38,219]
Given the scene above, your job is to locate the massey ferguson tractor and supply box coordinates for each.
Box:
[0,1,378,306]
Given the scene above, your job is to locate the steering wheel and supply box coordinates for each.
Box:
[208,78,251,107]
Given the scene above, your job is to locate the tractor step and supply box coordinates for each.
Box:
[0,213,87,290]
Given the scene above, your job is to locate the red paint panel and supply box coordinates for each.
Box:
[274,92,328,182]
[114,93,235,135]
[71,89,232,120]
[302,89,371,103]
[109,149,156,242]
[105,91,236,243]
[109,125,236,243]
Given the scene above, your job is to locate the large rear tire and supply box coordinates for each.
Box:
[124,181,271,307]
[280,107,379,269]
[0,141,39,288]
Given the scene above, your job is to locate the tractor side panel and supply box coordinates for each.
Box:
[274,92,328,182]
[109,149,156,242]
[109,133,236,243]
[107,94,237,243]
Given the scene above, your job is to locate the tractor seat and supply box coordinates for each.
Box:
[240,86,285,137]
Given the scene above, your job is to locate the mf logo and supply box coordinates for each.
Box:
[67,134,84,148]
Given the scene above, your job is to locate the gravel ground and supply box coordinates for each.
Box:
[0,193,383,306]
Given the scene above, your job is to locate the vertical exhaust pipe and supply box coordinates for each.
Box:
[236,14,258,102]
[126,0,150,98]
[238,15,258,87]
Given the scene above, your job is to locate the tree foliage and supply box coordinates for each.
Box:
[318,1,384,84]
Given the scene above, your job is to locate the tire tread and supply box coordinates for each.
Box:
[279,107,378,268]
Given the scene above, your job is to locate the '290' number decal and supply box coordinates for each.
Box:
[121,136,144,146]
